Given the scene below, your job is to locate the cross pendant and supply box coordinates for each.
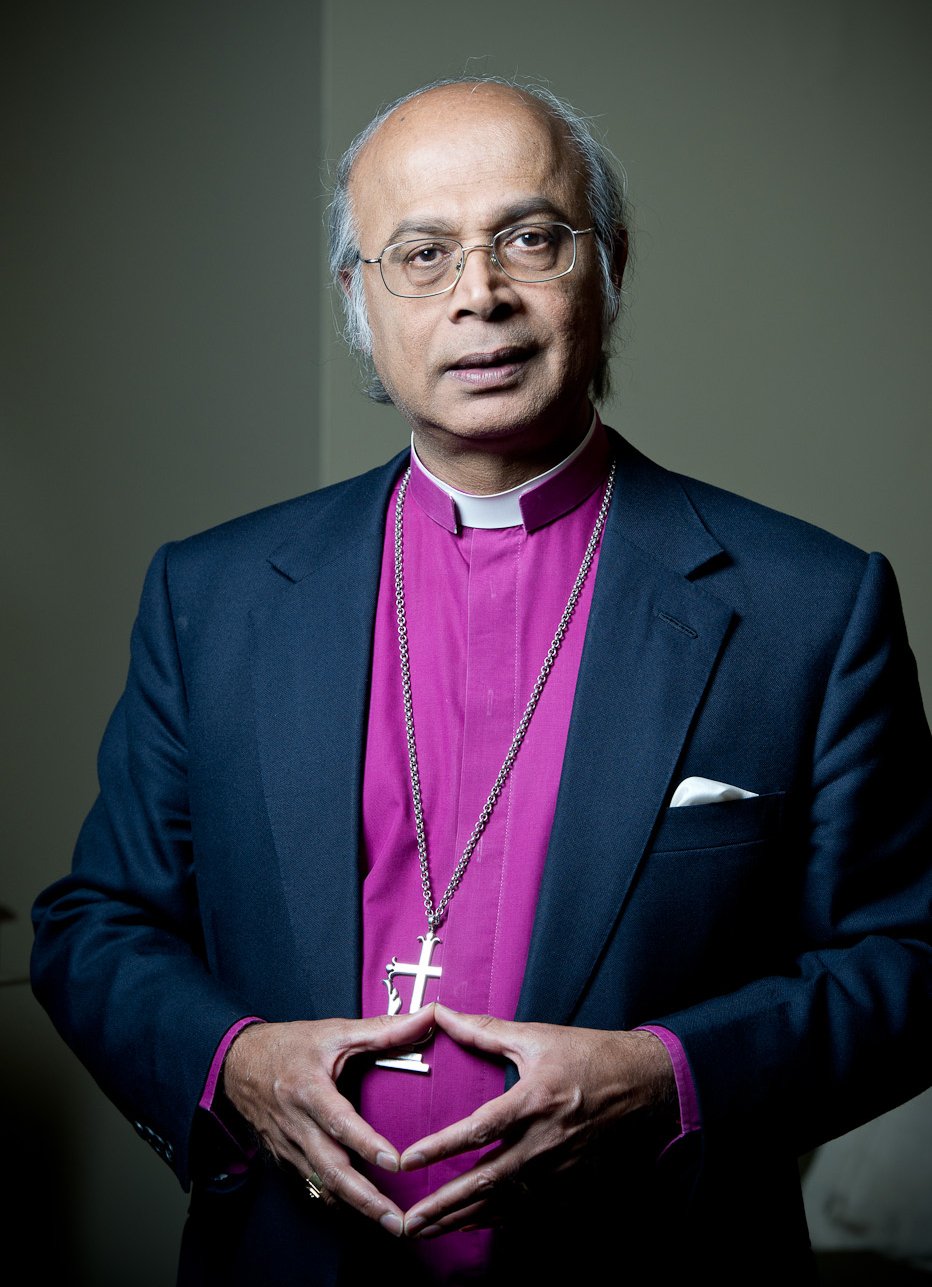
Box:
[375,929,442,1073]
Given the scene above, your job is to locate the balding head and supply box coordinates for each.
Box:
[351,81,574,208]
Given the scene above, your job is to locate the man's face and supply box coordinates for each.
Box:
[347,85,607,459]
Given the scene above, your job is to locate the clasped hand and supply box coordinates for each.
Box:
[222,1003,676,1239]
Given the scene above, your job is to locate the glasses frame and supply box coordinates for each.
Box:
[359,222,594,299]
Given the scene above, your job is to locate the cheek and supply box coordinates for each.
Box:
[546,289,601,369]
[368,294,429,362]
[369,307,414,374]
[548,272,598,328]
[573,282,604,356]
[368,304,437,406]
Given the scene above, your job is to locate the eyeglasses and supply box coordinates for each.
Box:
[359,222,593,298]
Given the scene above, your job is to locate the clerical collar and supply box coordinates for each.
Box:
[408,413,611,533]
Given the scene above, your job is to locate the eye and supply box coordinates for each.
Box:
[496,224,567,278]
[504,225,558,253]
[401,241,456,269]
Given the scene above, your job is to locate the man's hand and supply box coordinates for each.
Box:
[399,1005,677,1238]
[221,1008,436,1236]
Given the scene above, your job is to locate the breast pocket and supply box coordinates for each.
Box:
[650,790,786,854]
[617,791,792,1011]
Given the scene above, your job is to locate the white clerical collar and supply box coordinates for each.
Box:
[410,413,598,531]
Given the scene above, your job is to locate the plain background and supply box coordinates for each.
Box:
[2,2,929,1281]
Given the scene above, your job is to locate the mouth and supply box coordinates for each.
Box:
[445,345,535,389]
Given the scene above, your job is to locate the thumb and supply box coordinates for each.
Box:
[349,1003,437,1055]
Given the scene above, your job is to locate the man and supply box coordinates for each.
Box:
[31,76,932,1285]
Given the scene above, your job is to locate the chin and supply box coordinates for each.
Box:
[439,410,549,447]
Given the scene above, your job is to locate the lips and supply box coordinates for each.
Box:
[444,346,536,390]
[447,345,534,371]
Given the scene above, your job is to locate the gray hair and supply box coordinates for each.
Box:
[326,75,631,404]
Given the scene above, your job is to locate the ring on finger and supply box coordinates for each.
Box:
[305,1170,325,1200]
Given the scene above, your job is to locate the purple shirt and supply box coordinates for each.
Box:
[355,419,694,1280]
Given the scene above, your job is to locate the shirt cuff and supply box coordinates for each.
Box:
[198,1016,266,1112]
[636,1024,701,1158]
[197,1016,265,1166]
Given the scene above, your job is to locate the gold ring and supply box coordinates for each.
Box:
[305,1171,324,1200]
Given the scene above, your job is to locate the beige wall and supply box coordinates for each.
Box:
[2,3,323,1279]
[3,2,929,1281]
[321,0,931,714]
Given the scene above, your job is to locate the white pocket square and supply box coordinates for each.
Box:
[669,776,758,808]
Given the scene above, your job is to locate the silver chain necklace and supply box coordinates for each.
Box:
[375,454,616,1073]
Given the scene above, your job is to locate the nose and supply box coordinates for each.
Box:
[459,242,498,271]
[447,243,518,318]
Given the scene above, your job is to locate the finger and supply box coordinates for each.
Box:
[403,1144,530,1235]
[300,1128,405,1236]
[334,1004,438,1067]
[310,1008,439,1168]
[400,1084,526,1170]
[404,1179,497,1237]
[302,1077,404,1171]
[265,1107,407,1232]
[405,1198,501,1239]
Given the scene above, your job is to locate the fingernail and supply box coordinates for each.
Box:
[417,1223,444,1240]
[400,1150,427,1171]
[380,1212,404,1237]
[404,1215,426,1236]
[376,1150,399,1172]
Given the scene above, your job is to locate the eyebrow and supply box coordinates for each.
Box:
[384,197,574,246]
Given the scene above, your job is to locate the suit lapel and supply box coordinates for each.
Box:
[516,436,735,1024]
[250,454,405,1021]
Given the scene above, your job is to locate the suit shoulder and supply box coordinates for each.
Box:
[673,468,871,584]
[155,454,403,586]
[664,469,906,653]
[606,430,880,625]
[608,429,873,593]
[180,460,397,555]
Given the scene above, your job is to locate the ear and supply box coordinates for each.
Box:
[339,267,355,298]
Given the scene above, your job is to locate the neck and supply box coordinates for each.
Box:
[411,406,594,495]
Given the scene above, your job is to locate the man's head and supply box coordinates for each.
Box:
[328,77,629,458]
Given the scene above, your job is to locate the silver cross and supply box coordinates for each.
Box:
[375,929,441,1073]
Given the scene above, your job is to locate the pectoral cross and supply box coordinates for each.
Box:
[375,929,442,1073]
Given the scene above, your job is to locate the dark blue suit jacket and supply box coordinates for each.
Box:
[31,431,932,1283]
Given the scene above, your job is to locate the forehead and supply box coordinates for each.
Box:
[349,85,588,246]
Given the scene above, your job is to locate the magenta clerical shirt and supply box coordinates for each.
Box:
[355,416,694,1281]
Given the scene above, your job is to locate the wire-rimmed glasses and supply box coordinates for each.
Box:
[359,222,593,298]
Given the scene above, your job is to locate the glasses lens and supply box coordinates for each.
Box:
[382,238,461,296]
[494,223,575,282]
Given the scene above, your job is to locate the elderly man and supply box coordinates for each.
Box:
[31,76,932,1286]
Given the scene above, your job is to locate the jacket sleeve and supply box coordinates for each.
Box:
[31,543,252,1190]
[655,552,932,1156]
